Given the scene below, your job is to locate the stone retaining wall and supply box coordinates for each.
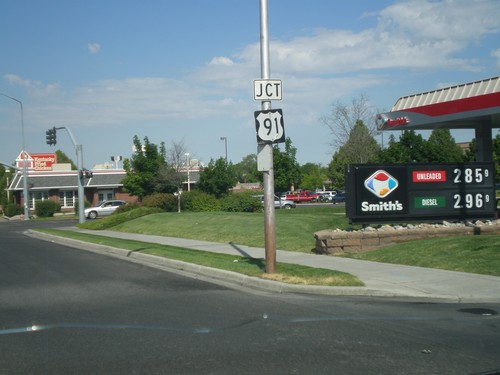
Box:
[314,223,500,255]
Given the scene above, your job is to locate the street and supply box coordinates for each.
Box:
[1,220,499,374]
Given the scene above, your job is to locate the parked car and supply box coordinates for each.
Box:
[318,191,337,202]
[253,195,296,209]
[332,193,346,204]
[84,200,127,219]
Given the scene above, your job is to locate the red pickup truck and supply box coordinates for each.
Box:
[284,191,320,203]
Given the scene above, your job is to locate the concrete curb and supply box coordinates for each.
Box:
[27,229,448,300]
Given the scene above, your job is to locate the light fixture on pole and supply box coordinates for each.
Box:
[1,93,29,220]
[185,153,191,192]
[220,137,228,162]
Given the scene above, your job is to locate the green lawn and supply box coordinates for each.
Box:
[69,205,500,276]
[89,207,356,253]
[342,234,500,276]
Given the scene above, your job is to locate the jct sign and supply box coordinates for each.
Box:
[346,163,496,224]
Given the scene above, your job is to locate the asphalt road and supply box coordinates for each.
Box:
[1,220,499,374]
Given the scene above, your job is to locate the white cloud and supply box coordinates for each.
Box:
[208,56,234,66]
[87,42,101,54]
[3,74,59,95]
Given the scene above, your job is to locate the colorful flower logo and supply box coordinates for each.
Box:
[364,170,399,198]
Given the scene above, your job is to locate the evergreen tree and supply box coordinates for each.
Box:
[425,129,463,162]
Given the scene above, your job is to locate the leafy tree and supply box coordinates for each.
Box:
[494,134,500,183]
[300,163,327,191]
[55,150,77,169]
[424,129,463,162]
[198,157,237,198]
[327,149,350,189]
[234,154,261,183]
[122,136,166,200]
[326,121,379,188]
[341,120,380,164]
[273,137,301,193]
[379,130,427,163]
[322,93,377,150]
[0,165,12,207]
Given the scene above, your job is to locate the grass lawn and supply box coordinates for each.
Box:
[37,228,363,287]
[94,207,356,253]
[37,204,497,277]
[342,234,500,276]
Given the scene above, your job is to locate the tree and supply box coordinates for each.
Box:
[327,149,350,189]
[326,121,380,188]
[122,136,166,200]
[273,137,301,193]
[300,163,327,191]
[0,165,12,207]
[234,154,261,183]
[322,93,378,149]
[424,129,463,163]
[55,150,77,169]
[198,157,237,198]
[379,130,427,163]
[494,134,500,183]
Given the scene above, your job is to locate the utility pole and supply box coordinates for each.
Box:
[47,126,86,224]
[259,0,276,273]
[1,93,29,220]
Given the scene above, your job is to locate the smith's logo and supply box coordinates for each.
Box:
[364,170,398,198]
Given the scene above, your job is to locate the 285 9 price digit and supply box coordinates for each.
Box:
[453,168,489,184]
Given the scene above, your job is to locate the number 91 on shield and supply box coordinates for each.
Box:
[254,109,286,144]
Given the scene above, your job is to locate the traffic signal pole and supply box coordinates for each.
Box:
[259,0,276,273]
[46,126,85,224]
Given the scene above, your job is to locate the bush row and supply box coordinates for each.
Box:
[138,191,263,213]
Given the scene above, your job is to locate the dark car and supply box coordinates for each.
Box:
[332,193,346,204]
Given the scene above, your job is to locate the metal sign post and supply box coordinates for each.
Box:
[259,0,276,273]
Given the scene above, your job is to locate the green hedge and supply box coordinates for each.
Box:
[35,199,61,217]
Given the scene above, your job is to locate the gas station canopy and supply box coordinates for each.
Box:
[376,76,500,162]
[377,76,500,130]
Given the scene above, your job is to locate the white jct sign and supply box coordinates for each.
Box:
[253,79,282,101]
[254,109,285,144]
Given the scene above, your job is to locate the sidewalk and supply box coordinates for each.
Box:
[40,227,500,303]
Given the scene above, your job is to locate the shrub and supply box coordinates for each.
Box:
[35,199,61,217]
[4,203,22,217]
[78,206,163,230]
[181,191,220,212]
[220,192,262,212]
[142,193,178,212]
[115,202,142,214]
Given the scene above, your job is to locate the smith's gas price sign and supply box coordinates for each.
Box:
[346,163,496,224]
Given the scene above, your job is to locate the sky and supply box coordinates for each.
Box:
[1,0,499,170]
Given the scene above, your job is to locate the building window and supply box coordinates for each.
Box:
[59,191,76,208]
[98,190,114,204]
[29,191,49,209]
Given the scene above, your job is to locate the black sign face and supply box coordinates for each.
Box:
[346,163,496,224]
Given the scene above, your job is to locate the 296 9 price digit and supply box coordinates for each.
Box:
[453,193,490,209]
[453,168,489,184]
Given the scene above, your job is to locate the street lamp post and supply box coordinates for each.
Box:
[185,153,191,192]
[1,93,29,220]
[220,137,228,162]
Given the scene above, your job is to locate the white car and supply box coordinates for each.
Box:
[253,195,296,209]
[84,200,127,219]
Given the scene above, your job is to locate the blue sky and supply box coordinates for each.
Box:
[1,0,499,169]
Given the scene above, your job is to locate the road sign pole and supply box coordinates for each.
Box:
[259,0,276,273]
